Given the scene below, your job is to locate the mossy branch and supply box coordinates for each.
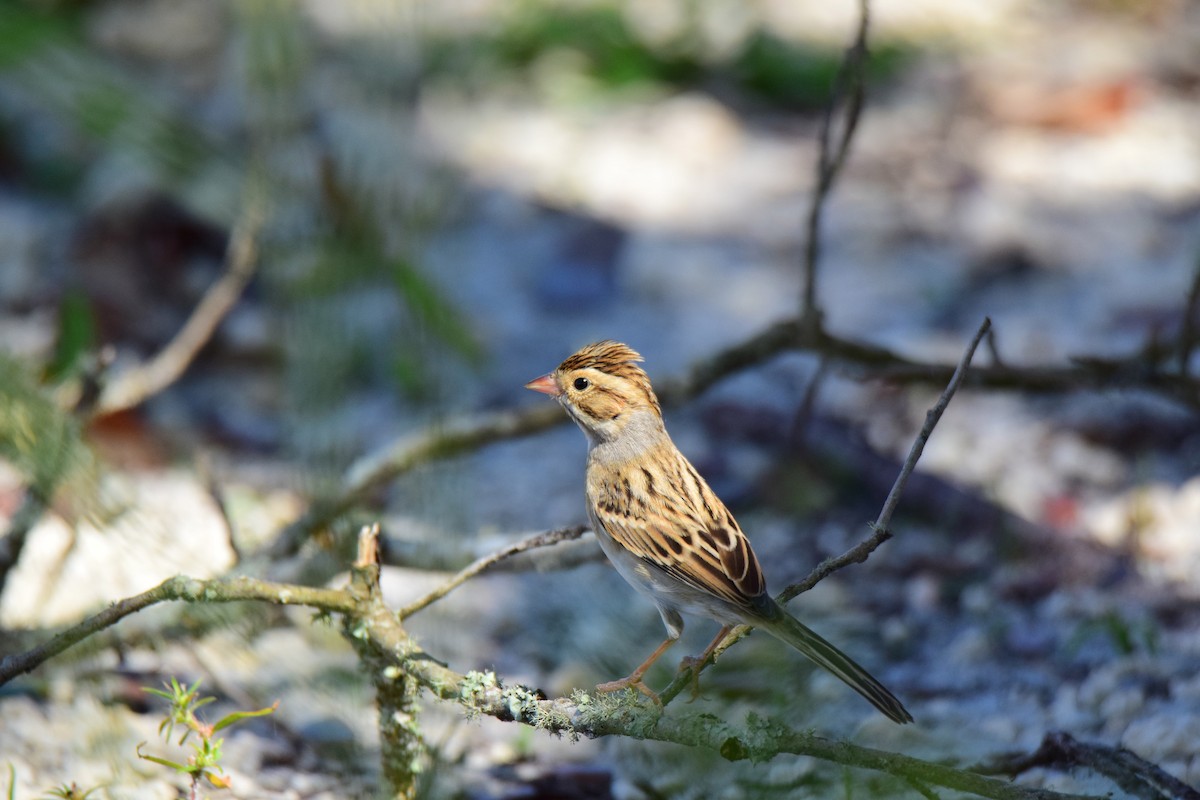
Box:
[0,576,353,687]
[0,524,1142,800]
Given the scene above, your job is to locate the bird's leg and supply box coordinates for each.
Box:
[677,625,732,701]
[595,635,678,705]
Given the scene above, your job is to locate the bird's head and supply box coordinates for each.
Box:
[525,340,662,445]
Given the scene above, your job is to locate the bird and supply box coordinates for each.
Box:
[525,340,912,724]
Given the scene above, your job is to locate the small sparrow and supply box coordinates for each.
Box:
[526,341,912,723]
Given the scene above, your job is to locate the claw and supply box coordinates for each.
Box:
[676,655,708,702]
[596,676,662,706]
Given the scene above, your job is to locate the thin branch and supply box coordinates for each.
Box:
[94,196,264,416]
[398,525,589,617]
[787,354,829,445]
[382,528,602,575]
[978,731,1200,800]
[265,403,565,557]
[801,0,869,327]
[0,575,353,687]
[869,316,991,539]
[775,310,992,602]
[260,306,1200,563]
[661,317,990,705]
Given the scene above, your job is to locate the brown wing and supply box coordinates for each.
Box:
[589,446,767,609]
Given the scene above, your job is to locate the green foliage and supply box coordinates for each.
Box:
[734,33,912,110]
[42,291,96,384]
[491,3,701,89]
[138,678,279,795]
[0,4,79,70]
[426,1,915,109]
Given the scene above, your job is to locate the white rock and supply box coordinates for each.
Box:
[0,469,236,627]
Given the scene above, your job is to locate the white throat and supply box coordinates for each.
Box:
[581,407,667,465]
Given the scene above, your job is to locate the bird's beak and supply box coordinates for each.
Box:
[524,373,561,397]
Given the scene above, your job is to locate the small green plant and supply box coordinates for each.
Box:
[2,766,103,800]
[137,678,278,799]
[40,784,102,800]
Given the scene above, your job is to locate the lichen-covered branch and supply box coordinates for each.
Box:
[0,575,353,687]
[0,525,1128,800]
[340,528,1098,800]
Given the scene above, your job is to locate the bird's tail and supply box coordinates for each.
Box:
[757,603,913,724]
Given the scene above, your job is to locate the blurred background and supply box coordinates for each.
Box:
[1,0,1199,797]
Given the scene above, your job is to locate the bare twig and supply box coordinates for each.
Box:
[381,528,602,574]
[95,197,264,416]
[787,355,829,445]
[978,731,1200,800]
[778,315,990,600]
[868,316,991,539]
[661,317,991,704]
[262,304,1200,564]
[801,0,869,328]
[398,525,589,618]
[0,575,353,687]
[265,403,565,557]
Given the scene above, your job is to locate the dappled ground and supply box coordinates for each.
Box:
[2,0,1200,798]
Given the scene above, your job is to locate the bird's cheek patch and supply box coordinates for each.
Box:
[581,393,623,421]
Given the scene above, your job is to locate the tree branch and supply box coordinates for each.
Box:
[867,315,991,541]
[660,317,990,704]
[258,305,1200,565]
[0,527,1143,800]
[94,195,264,416]
[979,731,1200,800]
[343,529,1102,800]
[0,575,353,687]
[398,525,589,618]
[801,0,869,328]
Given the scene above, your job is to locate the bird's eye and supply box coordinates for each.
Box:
[573,377,590,391]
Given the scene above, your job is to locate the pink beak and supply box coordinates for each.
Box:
[524,373,561,397]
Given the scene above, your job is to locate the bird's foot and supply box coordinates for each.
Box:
[676,654,709,702]
[596,675,662,706]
